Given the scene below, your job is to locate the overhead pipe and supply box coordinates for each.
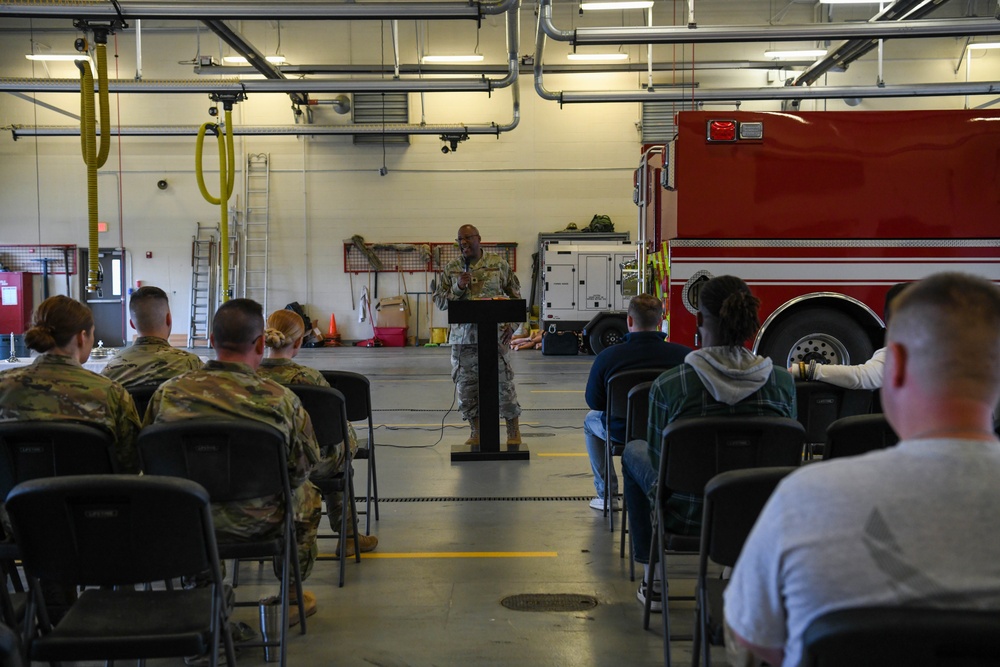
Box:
[8,121,519,139]
[203,19,307,105]
[0,76,502,94]
[538,0,1000,45]
[0,0,518,20]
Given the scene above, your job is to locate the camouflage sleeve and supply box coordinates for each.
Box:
[288,399,321,489]
[111,385,142,473]
[433,270,455,311]
[502,261,522,301]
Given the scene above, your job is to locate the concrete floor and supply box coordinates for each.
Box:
[182,346,721,666]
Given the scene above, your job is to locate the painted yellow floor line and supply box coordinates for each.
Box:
[536,452,587,457]
[378,378,452,382]
[377,422,540,427]
[319,551,558,559]
[529,389,585,393]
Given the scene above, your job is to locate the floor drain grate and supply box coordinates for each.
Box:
[500,593,598,612]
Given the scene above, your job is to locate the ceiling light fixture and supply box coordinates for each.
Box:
[25,54,91,62]
[580,1,654,10]
[420,55,485,63]
[968,42,1000,50]
[567,53,630,61]
[818,0,886,4]
[764,49,828,59]
[222,55,286,64]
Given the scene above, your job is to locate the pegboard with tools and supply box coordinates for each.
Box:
[0,245,77,274]
[343,241,517,274]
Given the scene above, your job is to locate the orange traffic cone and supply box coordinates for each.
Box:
[325,314,342,347]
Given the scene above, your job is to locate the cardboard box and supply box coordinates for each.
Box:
[376,296,409,329]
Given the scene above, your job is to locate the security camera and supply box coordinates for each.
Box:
[208,106,219,117]
[157,179,168,190]
[441,145,450,154]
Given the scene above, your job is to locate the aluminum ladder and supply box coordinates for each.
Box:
[241,153,270,311]
[188,222,217,348]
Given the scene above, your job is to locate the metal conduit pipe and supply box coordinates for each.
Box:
[0,77,497,94]
[8,121,516,139]
[0,0,517,20]
[538,0,1000,45]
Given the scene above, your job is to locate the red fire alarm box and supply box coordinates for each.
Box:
[0,272,34,335]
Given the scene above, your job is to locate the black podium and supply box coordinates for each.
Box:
[448,298,529,462]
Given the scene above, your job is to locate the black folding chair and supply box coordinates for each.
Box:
[800,606,1000,667]
[289,384,359,588]
[692,467,796,667]
[644,416,805,667]
[620,380,654,581]
[138,419,306,667]
[823,414,899,460]
[320,370,380,534]
[604,368,670,532]
[794,380,873,459]
[6,474,235,667]
[125,382,163,422]
[0,623,21,667]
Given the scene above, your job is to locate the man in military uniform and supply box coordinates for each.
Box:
[102,285,202,388]
[144,298,323,623]
[434,224,523,445]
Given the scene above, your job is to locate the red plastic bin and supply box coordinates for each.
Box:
[374,326,407,347]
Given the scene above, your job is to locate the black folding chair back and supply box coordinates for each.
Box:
[0,623,21,667]
[647,416,805,666]
[620,380,655,575]
[692,467,796,667]
[321,369,380,532]
[823,414,899,460]
[5,474,235,666]
[138,419,305,666]
[0,421,118,498]
[795,381,873,458]
[800,606,1000,667]
[125,382,162,422]
[289,384,359,587]
[603,368,670,531]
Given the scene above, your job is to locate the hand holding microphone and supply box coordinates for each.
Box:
[458,257,472,290]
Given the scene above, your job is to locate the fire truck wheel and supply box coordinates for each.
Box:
[759,308,874,369]
[589,317,628,355]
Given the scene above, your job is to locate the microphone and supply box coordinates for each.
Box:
[464,257,471,274]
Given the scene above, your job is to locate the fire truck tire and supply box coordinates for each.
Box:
[589,317,628,355]
[759,308,874,369]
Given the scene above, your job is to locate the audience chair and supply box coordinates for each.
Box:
[289,384,359,588]
[320,369,380,534]
[823,414,899,460]
[0,525,25,636]
[794,380,873,459]
[604,368,671,532]
[691,467,796,667]
[800,606,1000,667]
[0,421,119,498]
[0,622,21,667]
[138,419,306,667]
[5,474,235,667]
[620,380,655,581]
[644,416,804,667]
[125,381,162,422]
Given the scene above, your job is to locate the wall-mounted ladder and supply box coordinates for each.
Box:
[242,153,270,311]
[188,222,217,348]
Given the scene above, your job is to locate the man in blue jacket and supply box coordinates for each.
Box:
[584,293,691,511]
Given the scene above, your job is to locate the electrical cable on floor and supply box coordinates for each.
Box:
[376,388,457,449]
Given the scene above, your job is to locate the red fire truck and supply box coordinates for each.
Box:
[586,109,1000,366]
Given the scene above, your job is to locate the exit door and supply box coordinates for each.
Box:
[79,248,126,347]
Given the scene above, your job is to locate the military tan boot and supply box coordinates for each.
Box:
[465,418,480,446]
[506,418,522,446]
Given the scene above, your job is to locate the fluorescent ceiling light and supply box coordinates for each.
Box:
[580,1,654,10]
[764,49,828,59]
[421,54,485,63]
[968,43,1000,50]
[567,53,630,61]
[222,55,286,64]
[818,0,885,3]
[25,54,90,62]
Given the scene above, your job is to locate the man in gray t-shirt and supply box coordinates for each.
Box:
[725,273,1000,667]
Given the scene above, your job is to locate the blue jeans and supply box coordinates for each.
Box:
[622,440,657,565]
[584,410,618,498]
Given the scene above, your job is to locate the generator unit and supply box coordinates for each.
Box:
[540,239,637,353]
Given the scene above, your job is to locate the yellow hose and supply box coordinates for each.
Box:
[78,43,111,292]
[195,107,236,302]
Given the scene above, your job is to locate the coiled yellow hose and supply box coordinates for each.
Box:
[78,43,109,292]
[195,107,236,302]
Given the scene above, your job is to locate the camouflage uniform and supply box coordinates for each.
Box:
[100,336,203,389]
[257,357,359,535]
[144,360,323,579]
[434,251,522,421]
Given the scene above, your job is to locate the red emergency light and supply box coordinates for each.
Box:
[707,120,737,142]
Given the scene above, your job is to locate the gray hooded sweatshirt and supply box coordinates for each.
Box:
[684,347,774,406]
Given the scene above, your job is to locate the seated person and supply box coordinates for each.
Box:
[144,299,322,624]
[583,293,690,511]
[257,308,378,556]
[509,330,542,350]
[788,283,908,390]
[725,272,1000,667]
[621,275,795,612]
[101,285,203,389]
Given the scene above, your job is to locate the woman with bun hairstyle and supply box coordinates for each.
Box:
[621,275,796,612]
[0,295,141,471]
[257,308,379,556]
